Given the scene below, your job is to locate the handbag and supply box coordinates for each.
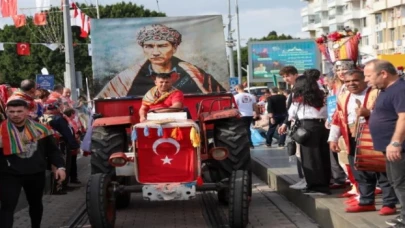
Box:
[289,104,311,144]
[286,141,296,156]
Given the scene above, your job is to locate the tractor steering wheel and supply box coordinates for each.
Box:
[148,107,184,113]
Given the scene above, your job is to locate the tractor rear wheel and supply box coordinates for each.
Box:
[86,173,116,228]
[90,126,126,175]
[229,170,250,228]
[213,117,251,180]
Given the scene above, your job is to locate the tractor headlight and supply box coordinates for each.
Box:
[108,152,128,167]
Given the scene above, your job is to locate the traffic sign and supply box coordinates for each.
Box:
[229,77,239,94]
[229,77,239,88]
[36,74,55,90]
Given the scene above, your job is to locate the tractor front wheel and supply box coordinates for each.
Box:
[86,173,116,228]
[90,126,126,175]
[229,170,250,228]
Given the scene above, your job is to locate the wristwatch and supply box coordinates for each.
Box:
[390,142,401,147]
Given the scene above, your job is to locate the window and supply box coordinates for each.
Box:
[376,31,383,43]
[390,29,395,41]
[375,13,382,24]
[361,18,367,27]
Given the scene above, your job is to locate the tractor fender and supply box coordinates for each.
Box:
[92,116,134,127]
[199,108,240,122]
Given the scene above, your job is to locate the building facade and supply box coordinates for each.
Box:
[302,0,405,60]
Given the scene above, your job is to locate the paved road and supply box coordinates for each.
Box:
[12,156,318,228]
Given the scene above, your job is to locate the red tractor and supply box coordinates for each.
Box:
[86,93,252,228]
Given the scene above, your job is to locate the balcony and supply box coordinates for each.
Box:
[375,22,387,31]
[372,0,387,12]
[343,10,363,21]
[361,27,372,36]
[302,23,316,32]
[313,3,328,12]
[327,0,344,7]
[387,0,402,8]
[301,7,308,16]
[314,20,329,28]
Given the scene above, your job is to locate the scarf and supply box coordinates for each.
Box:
[142,86,178,106]
[1,119,54,155]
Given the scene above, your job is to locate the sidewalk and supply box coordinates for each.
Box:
[12,156,91,228]
[251,145,399,228]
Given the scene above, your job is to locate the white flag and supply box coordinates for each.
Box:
[0,43,4,51]
[36,0,51,12]
[88,44,92,56]
[41,43,59,51]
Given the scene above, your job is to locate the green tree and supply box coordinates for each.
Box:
[0,2,165,94]
[232,30,295,78]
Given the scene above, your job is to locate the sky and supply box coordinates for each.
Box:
[16,0,308,45]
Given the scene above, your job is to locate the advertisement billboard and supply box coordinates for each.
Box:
[248,39,320,83]
[91,15,229,98]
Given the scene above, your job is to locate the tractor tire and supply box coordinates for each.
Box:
[91,126,126,175]
[116,177,131,209]
[86,173,116,228]
[229,170,250,228]
[213,118,251,179]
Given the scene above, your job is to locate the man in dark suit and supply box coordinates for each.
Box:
[266,87,287,147]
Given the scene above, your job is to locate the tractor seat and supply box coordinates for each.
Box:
[183,107,192,119]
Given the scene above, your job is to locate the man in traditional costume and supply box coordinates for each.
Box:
[0,99,66,228]
[328,70,397,214]
[96,24,226,98]
[138,73,184,122]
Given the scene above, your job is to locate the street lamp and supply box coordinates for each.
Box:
[235,0,242,84]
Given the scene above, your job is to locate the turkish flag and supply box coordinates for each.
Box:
[1,0,17,17]
[16,43,30,56]
[34,13,47,26]
[136,126,197,183]
[12,14,26,28]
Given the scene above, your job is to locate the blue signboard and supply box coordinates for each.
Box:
[248,39,320,82]
[327,95,337,122]
[36,75,55,90]
[229,77,239,94]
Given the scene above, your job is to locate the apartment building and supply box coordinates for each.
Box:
[302,0,405,58]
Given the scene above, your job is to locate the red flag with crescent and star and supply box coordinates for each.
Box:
[136,126,197,183]
[16,43,30,56]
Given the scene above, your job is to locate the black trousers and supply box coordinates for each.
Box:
[385,152,405,217]
[330,150,347,184]
[70,154,78,180]
[266,115,287,146]
[299,119,331,192]
[0,172,45,228]
[241,116,254,147]
[348,138,397,207]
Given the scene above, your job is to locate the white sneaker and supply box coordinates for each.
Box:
[289,179,307,190]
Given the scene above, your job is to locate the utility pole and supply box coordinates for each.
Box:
[235,0,242,84]
[95,0,100,19]
[227,0,235,78]
[62,0,77,101]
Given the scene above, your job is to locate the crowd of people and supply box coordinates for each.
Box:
[0,80,91,228]
[238,59,405,228]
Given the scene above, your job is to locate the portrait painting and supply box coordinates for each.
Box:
[91,15,229,98]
